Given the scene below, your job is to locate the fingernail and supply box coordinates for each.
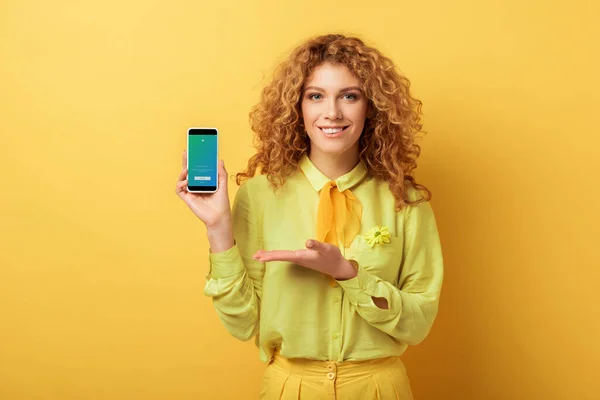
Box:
[307,240,313,247]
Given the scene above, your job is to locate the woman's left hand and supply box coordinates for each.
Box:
[252,240,357,280]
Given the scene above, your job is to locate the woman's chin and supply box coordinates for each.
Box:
[310,142,357,157]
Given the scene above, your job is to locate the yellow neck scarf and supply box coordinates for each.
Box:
[316,181,362,287]
[316,180,363,250]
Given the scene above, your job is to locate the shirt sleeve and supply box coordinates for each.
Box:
[203,181,265,341]
[336,199,444,345]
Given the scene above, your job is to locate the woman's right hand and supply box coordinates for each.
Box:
[175,150,232,229]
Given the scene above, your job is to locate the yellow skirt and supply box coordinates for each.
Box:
[259,350,413,400]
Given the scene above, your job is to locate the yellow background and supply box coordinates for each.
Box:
[1,0,598,398]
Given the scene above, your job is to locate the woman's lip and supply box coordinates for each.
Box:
[319,126,349,137]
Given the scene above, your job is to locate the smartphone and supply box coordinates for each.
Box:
[187,127,218,193]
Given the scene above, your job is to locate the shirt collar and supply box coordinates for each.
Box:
[298,154,368,192]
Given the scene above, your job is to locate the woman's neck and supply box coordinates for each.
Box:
[308,148,360,180]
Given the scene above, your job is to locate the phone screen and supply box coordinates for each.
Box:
[187,128,218,192]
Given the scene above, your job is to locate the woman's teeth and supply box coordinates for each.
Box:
[321,127,345,134]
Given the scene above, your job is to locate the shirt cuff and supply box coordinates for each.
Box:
[208,244,245,279]
[335,264,382,305]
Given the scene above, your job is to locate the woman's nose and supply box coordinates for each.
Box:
[325,100,342,120]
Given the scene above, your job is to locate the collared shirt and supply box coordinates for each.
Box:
[204,154,444,362]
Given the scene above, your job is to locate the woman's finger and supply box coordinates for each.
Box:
[254,249,320,265]
[178,167,188,181]
[253,250,298,262]
[176,179,188,194]
[182,150,187,169]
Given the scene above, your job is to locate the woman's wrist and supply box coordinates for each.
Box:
[335,259,359,281]
[207,218,234,253]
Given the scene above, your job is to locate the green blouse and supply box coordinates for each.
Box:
[204,155,444,362]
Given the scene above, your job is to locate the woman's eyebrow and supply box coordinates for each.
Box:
[304,86,363,92]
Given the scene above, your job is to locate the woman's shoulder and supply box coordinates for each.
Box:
[367,176,425,202]
[236,174,272,197]
[403,180,426,203]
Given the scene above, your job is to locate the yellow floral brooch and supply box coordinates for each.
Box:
[364,225,391,248]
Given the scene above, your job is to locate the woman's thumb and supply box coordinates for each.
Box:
[306,239,325,252]
[218,160,228,189]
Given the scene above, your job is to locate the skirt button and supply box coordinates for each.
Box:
[327,372,335,380]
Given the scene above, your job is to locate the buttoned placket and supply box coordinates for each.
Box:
[328,242,351,361]
[328,280,343,360]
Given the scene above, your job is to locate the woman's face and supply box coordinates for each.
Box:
[301,62,368,160]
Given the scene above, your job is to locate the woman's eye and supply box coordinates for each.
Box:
[308,93,322,100]
[343,93,358,100]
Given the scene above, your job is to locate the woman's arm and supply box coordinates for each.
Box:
[203,181,265,341]
[336,200,444,345]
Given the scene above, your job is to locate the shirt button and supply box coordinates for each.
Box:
[332,333,339,339]
[327,372,335,380]
[333,297,340,303]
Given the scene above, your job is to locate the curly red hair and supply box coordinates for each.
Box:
[236,33,432,210]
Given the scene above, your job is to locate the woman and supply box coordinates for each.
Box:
[176,33,443,399]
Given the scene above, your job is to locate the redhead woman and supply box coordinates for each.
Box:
[176,33,444,400]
